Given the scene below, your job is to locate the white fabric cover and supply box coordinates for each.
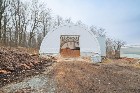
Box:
[39,23,101,55]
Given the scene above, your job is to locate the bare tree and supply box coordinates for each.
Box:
[0,0,6,42]
[97,28,106,37]
[40,8,51,37]
[76,20,83,25]
[56,15,63,26]
[65,18,71,24]
[113,40,126,59]
[37,33,43,48]
[10,0,23,46]
[106,38,114,58]
[18,2,29,47]
[90,26,106,36]
[28,0,40,47]
[90,26,97,35]
[106,38,126,59]
[52,15,63,29]
[0,0,10,44]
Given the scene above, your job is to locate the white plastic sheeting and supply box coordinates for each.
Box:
[91,54,101,63]
[39,23,102,62]
[97,36,106,57]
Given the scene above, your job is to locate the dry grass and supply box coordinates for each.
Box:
[49,58,140,93]
[102,58,113,63]
[51,61,98,93]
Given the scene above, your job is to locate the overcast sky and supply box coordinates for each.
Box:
[37,0,140,45]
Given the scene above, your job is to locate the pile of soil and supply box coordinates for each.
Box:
[0,46,55,87]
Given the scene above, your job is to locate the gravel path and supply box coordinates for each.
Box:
[0,62,56,93]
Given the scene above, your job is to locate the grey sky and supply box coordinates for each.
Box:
[33,0,140,45]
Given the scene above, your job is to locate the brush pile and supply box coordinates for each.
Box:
[0,46,55,87]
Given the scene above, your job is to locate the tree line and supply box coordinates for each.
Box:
[0,0,67,48]
[0,0,125,58]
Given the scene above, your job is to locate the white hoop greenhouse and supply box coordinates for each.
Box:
[39,23,106,62]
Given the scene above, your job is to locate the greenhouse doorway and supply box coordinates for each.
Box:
[60,35,80,57]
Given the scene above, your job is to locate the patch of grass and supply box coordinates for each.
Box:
[102,58,112,63]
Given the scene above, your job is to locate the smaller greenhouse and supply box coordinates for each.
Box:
[121,45,140,59]
[39,23,106,62]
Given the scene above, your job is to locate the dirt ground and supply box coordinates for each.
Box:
[0,47,140,93]
[49,58,140,93]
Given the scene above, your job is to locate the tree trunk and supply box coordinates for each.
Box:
[115,50,120,59]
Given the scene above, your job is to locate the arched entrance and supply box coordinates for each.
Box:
[60,35,80,57]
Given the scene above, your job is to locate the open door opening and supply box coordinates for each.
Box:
[60,35,80,57]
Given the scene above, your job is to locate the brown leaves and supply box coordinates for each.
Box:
[0,46,55,87]
[0,70,11,74]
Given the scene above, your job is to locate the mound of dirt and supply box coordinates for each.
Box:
[0,47,55,87]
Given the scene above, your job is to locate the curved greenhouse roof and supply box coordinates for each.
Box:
[39,23,101,55]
